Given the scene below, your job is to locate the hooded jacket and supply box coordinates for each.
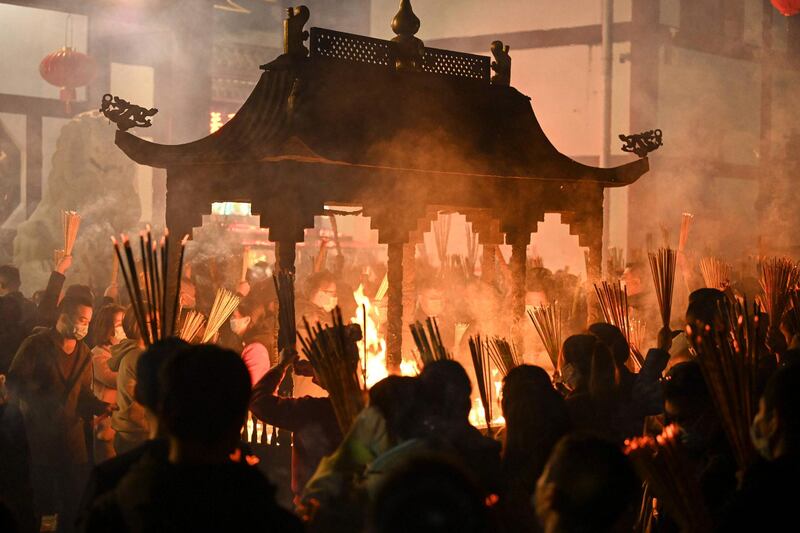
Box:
[109,339,147,441]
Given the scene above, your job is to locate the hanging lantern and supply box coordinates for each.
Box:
[771,0,800,16]
[39,47,96,114]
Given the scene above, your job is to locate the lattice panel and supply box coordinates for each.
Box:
[422,47,490,81]
[310,27,491,82]
[310,27,390,66]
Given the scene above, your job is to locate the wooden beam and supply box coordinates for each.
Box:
[0,94,94,118]
[424,22,632,54]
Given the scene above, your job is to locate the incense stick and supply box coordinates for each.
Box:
[648,247,677,329]
[687,298,761,470]
[112,228,186,346]
[432,214,452,266]
[202,289,241,343]
[527,303,562,370]
[179,310,206,343]
[625,425,712,531]
[700,257,731,291]
[468,335,494,433]
[409,317,451,367]
[594,281,639,366]
[487,336,522,377]
[298,307,365,433]
[758,256,799,331]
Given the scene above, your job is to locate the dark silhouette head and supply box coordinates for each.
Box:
[755,362,800,458]
[588,323,630,370]
[502,365,571,493]
[369,375,423,443]
[159,345,251,458]
[561,334,615,395]
[369,456,490,533]
[663,361,711,430]
[686,288,726,328]
[134,338,190,411]
[419,359,472,423]
[535,434,639,533]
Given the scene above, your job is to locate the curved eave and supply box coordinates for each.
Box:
[554,154,649,187]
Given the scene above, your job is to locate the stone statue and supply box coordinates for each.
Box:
[491,40,511,86]
[13,111,140,293]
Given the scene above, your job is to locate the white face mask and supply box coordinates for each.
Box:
[114,326,126,343]
[58,318,88,341]
[230,316,251,336]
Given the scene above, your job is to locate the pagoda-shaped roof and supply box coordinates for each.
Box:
[115,26,647,187]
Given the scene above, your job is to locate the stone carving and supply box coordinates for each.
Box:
[13,112,140,292]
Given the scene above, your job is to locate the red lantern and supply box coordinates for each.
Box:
[39,47,96,114]
[772,0,800,16]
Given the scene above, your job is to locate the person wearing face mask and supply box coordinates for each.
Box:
[89,304,125,462]
[229,293,272,386]
[109,306,147,455]
[297,271,339,328]
[7,294,111,533]
[720,363,800,530]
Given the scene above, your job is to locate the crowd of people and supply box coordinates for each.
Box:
[0,249,799,533]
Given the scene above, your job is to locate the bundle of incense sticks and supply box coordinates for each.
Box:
[179,310,206,343]
[468,335,494,432]
[111,227,187,346]
[54,210,82,265]
[607,247,625,280]
[527,303,562,370]
[409,317,451,367]
[202,288,241,343]
[700,257,731,290]
[687,298,761,470]
[758,256,800,330]
[625,425,712,532]
[648,247,677,329]
[432,213,451,266]
[487,336,522,377]
[628,317,647,370]
[63,210,81,256]
[594,281,644,366]
[594,280,631,339]
[374,273,389,302]
[273,271,296,350]
[299,307,365,433]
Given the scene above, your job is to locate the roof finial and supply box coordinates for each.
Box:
[284,5,310,58]
[490,41,511,86]
[391,0,424,71]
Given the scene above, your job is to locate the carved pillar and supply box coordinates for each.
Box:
[164,169,203,333]
[401,242,417,359]
[275,241,297,275]
[508,231,530,352]
[466,209,503,287]
[386,241,404,371]
[565,186,605,326]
